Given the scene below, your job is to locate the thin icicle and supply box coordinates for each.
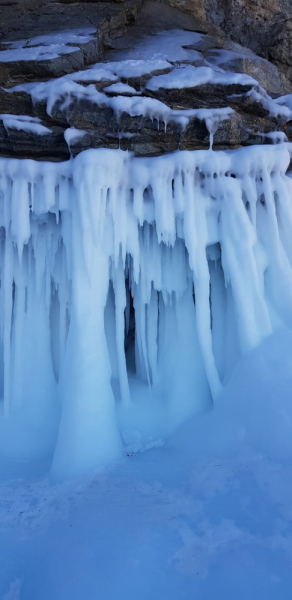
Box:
[3,231,14,416]
[146,287,158,385]
[112,252,131,407]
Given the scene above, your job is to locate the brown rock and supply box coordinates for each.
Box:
[0,0,142,86]
[0,122,70,160]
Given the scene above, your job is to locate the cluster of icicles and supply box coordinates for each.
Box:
[1,143,292,479]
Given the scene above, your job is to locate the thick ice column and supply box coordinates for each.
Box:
[208,255,239,381]
[273,173,292,267]
[256,171,292,328]
[104,281,119,380]
[183,173,222,400]
[219,179,272,353]
[51,162,123,481]
[10,177,31,262]
[193,271,222,399]
[161,283,212,428]
[133,280,150,384]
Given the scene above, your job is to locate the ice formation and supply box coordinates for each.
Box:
[0,140,292,479]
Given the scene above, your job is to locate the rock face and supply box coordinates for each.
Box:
[170,0,292,87]
[0,0,292,161]
[153,0,292,92]
[0,0,142,87]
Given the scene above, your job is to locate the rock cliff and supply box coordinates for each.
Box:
[0,0,292,161]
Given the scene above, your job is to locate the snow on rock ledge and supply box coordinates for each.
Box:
[0,143,292,479]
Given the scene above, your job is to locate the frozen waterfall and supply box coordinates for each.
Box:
[1,143,292,479]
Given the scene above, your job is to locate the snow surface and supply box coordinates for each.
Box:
[0,28,96,62]
[95,58,172,79]
[1,331,292,599]
[206,47,263,67]
[258,131,288,144]
[146,64,258,90]
[0,115,51,135]
[274,93,292,113]
[109,29,204,62]
[103,82,140,95]
[64,127,87,149]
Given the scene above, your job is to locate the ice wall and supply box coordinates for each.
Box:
[1,144,292,478]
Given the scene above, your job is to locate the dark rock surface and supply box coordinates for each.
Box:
[194,0,292,88]
[0,0,142,87]
[0,121,70,161]
[158,0,292,81]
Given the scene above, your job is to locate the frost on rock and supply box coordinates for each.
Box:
[0,143,292,479]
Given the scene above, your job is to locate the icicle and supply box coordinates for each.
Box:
[105,281,119,379]
[125,275,131,336]
[10,178,30,264]
[3,231,14,416]
[146,287,158,385]
[112,252,131,407]
[193,272,222,400]
[256,171,292,327]
[10,251,27,409]
[133,281,150,385]
[151,165,176,246]
[220,179,272,352]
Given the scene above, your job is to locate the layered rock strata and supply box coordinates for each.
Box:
[0,0,291,161]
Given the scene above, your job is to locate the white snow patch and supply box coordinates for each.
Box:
[110,29,204,62]
[258,131,288,144]
[0,114,51,135]
[247,88,291,119]
[103,82,140,95]
[95,59,172,79]
[146,64,257,91]
[122,429,164,454]
[0,28,96,62]
[64,127,87,148]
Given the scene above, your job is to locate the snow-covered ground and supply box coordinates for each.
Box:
[1,331,292,600]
